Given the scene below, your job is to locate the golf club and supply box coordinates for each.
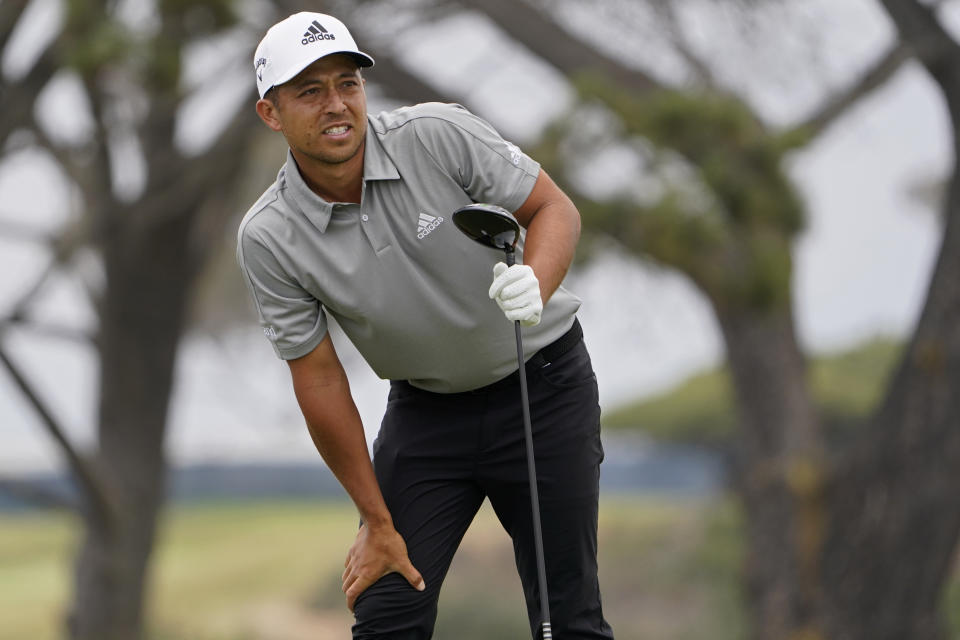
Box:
[452,203,552,640]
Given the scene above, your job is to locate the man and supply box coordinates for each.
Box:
[237,12,614,640]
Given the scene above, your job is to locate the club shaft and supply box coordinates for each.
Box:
[515,320,552,637]
[506,251,551,637]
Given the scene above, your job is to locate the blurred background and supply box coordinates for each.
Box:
[2,0,959,639]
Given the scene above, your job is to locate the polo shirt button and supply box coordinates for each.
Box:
[361,214,369,222]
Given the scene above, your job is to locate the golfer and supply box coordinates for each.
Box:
[237,12,614,639]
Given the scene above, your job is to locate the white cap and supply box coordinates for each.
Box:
[254,12,374,98]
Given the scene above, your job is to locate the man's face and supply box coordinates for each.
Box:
[258,54,367,167]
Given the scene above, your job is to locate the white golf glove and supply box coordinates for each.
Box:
[488,262,543,327]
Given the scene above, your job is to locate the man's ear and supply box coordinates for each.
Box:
[256,97,283,132]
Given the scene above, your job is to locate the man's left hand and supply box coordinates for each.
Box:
[488,262,542,326]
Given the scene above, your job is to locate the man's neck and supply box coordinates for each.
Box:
[292,144,365,205]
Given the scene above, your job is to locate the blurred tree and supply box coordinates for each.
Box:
[1,1,261,638]
[506,0,959,639]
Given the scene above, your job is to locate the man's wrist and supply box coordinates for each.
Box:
[360,510,393,531]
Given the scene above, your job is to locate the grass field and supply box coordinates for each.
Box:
[0,497,747,640]
[2,495,959,639]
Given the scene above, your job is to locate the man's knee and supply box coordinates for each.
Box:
[352,572,439,640]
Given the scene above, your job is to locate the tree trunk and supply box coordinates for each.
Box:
[812,2,960,639]
[68,210,196,640]
[718,204,960,640]
[716,304,827,639]
[817,148,960,640]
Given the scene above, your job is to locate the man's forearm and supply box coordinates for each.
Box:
[513,170,581,304]
[293,371,391,528]
[523,200,579,304]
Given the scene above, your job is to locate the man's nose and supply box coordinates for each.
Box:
[324,89,348,113]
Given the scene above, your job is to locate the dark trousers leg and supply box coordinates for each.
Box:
[352,384,486,640]
[482,340,615,639]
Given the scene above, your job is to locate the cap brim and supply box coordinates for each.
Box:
[348,51,375,68]
[263,50,375,97]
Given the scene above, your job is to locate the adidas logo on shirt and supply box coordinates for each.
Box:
[302,20,335,45]
[505,141,523,166]
[417,212,444,239]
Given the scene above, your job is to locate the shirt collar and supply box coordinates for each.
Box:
[361,115,400,182]
[281,117,399,234]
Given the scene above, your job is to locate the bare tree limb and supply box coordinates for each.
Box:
[0,344,115,532]
[364,50,451,105]
[651,1,717,87]
[462,0,662,93]
[0,48,61,146]
[0,317,95,344]
[6,259,57,321]
[1,213,94,324]
[0,1,32,64]
[794,41,912,139]
[880,0,960,72]
[24,123,85,191]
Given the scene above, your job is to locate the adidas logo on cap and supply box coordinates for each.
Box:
[302,19,336,45]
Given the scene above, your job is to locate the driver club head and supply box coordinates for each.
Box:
[452,203,520,254]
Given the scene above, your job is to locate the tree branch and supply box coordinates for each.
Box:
[462,0,662,94]
[0,317,95,345]
[880,0,960,73]
[651,1,716,87]
[793,41,912,139]
[0,344,115,532]
[0,48,60,147]
[364,50,451,105]
[0,1,31,62]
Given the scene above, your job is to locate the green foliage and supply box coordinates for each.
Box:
[577,77,806,236]
[62,1,130,74]
[540,74,812,311]
[602,337,904,446]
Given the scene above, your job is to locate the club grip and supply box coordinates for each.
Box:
[506,249,516,267]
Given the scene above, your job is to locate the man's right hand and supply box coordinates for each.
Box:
[341,521,425,611]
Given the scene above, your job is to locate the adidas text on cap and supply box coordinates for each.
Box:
[254,12,374,98]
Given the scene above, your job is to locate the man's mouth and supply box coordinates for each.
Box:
[323,125,350,136]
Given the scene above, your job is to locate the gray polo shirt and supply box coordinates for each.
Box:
[237,102,581,393]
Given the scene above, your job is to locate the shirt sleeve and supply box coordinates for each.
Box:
[411,104,541,212]
[236,222,328,360]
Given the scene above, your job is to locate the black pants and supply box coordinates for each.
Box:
[353,322,615,639]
